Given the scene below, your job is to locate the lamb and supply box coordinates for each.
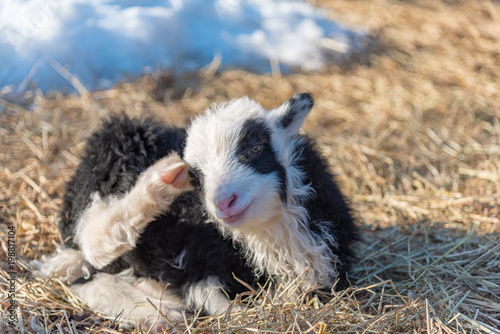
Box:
[33,93,357,329]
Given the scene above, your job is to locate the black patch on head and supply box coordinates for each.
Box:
[187,166,207,207]
[188,167,203,189]
[236,119,287,202]
[280,93,313,129]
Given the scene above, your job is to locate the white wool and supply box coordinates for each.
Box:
[228,140,339,292]
[71,268,184,329]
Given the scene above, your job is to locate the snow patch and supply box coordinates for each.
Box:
[0,0,365,93]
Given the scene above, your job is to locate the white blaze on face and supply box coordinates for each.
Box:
[184,98,278,229]
[183,94,314,230]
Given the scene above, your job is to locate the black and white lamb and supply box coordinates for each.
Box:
[34,93,358,329]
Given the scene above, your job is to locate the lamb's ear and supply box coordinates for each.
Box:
[270,93,313,137]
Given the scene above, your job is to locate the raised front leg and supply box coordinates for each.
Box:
[75,153,193,269]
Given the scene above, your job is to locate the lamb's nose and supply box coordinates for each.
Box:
[216,193,237,214]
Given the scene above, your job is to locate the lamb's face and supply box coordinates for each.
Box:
[183,94,313,229]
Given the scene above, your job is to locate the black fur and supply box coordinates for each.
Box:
[297,137,357,288]
[236,119,287,202]
[279,93,313,129]
[58,117,185,249]
[125,201,262,298]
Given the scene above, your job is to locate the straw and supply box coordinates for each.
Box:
[1,0,499,332]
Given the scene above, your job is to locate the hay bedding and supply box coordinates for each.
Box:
[1,0,499,332]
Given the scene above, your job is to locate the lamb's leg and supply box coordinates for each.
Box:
[184,277,244,316]
[71,268,185,330]
[75,152,193,269]
[31,247,94,285]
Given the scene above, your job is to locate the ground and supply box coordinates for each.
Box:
[1,0,499,333]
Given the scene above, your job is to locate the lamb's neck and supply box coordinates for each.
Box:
[231,211,335,290]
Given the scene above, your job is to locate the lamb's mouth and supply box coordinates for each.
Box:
[219,201,253,226]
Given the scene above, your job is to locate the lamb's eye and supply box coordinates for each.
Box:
[249,144,263,154]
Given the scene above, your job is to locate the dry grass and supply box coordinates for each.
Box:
[1,0,499,333]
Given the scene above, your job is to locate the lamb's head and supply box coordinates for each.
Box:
[183,93,313,230]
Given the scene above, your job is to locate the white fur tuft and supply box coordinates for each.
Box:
[31,247,93,284]
[71,268,184,329]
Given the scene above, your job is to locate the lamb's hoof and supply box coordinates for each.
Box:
[140,153,194,204]
[161,162,189,189]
